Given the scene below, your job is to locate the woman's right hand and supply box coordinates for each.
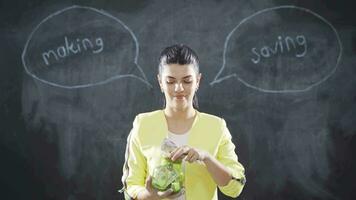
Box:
[137,176,184,200]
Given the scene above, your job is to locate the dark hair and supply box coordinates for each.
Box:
[158,44,199,109]
[158,44,199,75]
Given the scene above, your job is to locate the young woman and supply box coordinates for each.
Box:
[121,44,246,200]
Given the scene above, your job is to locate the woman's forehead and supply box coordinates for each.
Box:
[161,63,196,77]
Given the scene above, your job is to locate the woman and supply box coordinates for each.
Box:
[121,44,246,200]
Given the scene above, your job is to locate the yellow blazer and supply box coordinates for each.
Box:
[121,110,246,200]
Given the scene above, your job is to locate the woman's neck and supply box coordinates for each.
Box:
[164,106,196,120]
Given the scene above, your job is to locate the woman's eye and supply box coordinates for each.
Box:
[165,79,191,84]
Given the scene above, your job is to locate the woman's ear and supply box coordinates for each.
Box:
[157,74,163,92]
[157,74,162,83]
[196,73,202,89]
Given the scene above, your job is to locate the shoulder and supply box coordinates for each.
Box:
[196,111,227,133]
[198,111,225,125]
[132,109,164,133]
[199,111,221,120]
[131,110,166,145]
[135,110,163,123]
[137,109,162,117]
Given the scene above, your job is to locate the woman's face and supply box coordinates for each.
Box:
[158,63,201,110]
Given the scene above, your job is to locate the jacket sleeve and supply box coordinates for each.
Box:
[217,119,246,198]
[121,115,147,199]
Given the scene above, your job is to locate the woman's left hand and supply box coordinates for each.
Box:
[169,146,209,163]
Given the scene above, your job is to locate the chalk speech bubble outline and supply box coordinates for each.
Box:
[210,5,343,93]
[22,5,152,89]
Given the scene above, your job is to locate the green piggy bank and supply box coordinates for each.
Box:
[152,157,184,193]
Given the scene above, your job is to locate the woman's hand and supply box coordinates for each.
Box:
[137,176,184,200]
[169,146,233,187]
[170,146,209,163]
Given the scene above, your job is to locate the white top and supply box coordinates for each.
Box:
[167,131,189,147]
[167,131,189,200]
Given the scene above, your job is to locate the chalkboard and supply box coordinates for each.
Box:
[1,0,356,199]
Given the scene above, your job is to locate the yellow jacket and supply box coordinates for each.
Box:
[121,110,246,200]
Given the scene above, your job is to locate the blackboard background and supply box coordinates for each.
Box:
[1,0,356,200]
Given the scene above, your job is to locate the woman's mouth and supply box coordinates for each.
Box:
[174,95,185,100]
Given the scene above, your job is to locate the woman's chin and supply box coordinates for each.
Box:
[171,103,189,110]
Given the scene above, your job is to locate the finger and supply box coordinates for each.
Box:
[145,176,153,189]
[171,149,183,161]
[186,151,198,162]
[169,147,180,158]
[171,147,188,161]
[185,149,195,162]
[157,188,174,198]
[188,153,199,163]
[168,188,185,198]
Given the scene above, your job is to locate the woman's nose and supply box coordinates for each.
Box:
[174,82,184,92]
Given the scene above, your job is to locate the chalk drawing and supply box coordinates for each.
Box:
[22,5,152,89]
[210,5,342,93]
[251,35,307,64]
[41,36,104,66]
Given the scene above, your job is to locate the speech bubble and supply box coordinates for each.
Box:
[210,5,342,93]
[22,5,151,89]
